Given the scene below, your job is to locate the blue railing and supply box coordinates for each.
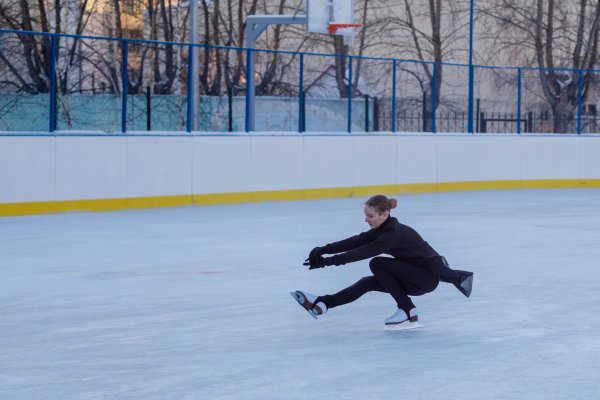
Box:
[1,29,599,135]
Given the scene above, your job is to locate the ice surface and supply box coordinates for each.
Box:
[1,189,600,399]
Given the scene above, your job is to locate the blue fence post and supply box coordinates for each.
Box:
[392,59,397,133]
[517,67,522,134]
[299,53,304,133]
[468,64,474,134]
[432,62,437,134]
[347,56,353,133]
[49,34,57,132]
[186,44,194,133]
[245,48,251,132]
[467,0,474,134]
[121,39,128,133]
[577,69,583,135]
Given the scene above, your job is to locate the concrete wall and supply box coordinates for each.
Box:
[1,133,599,216]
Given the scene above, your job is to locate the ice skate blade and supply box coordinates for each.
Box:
[290,291,318,320]
[384,321,423,331]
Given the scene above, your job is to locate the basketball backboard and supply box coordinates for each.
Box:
[306,0,354,34]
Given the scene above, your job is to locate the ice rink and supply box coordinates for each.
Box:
[1,189,600,399]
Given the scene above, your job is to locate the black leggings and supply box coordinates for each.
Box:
[321,257,439,315]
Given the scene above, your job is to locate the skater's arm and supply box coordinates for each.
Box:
[322,231,375,254]
[326,231,397,266]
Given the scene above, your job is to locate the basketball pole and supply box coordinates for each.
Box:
[245,15,307,132]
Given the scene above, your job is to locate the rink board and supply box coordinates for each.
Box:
[1,133,600,216]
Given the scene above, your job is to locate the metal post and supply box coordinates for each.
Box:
[432,63,437,134]
[467,0,475,133]
[121,39,128,133]
[228,86,233,132]
[186,44,193,133]
[577,70,583,135]
[190,0,199,131]
[476,97,480,133]
[373,97,380,131]
[49,35,57,132]
[422,92,427,132]
[392,59,397,133]
[365,95,369,132]
[517,67,522,134]
[301,92,306,132]
[146,85,151,131]
[245,15,307,132]
[245,48,253,132]
[347,56,353,133]
[299,53,304,133]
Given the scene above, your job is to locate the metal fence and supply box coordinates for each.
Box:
[1,29,600,134]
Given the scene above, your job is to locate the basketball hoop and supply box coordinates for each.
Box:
[328,23,362,46]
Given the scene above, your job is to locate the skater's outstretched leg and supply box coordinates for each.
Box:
[318,276,386,309]
[293,276,386,319]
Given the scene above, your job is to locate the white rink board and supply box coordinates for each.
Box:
[125,136,193,198]
[351,136,399,187]
[436,135,521,182]
[193,136,252,194]
[519,135,581,180]
[249,136,304,192]
[55,136,128,201]
[302,136,354,189]
[580,136,600,177]
[396,135,437,184]
[1,133,600,205]
[0,136,55,203]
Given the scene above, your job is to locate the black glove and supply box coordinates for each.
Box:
[303,255,333,270]
[308,246,326,266]
[310,255,326,269]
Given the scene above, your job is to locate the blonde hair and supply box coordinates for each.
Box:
[365,194,397,213]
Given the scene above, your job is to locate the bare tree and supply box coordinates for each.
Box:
[0,0,498,132]
[0,0,93,94]
[481,0,600,133]
[254,0,287,95]
[147,0,180,94]
[197,0,305,96]
[223,0,255,93]
[199,0,224,95]
[373,0,471,131]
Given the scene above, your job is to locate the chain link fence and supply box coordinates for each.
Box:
[1,29,599,134]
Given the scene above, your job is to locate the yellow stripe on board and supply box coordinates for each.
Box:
[2,179,600,217]
[0,195,193,217]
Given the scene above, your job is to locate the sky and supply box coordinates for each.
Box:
[1,188,600,399]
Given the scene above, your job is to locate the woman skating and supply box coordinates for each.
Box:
[292,194,473,330]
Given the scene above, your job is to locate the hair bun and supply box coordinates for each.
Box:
[365,194,397,213]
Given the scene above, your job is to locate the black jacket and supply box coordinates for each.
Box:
[323,216,440,267]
